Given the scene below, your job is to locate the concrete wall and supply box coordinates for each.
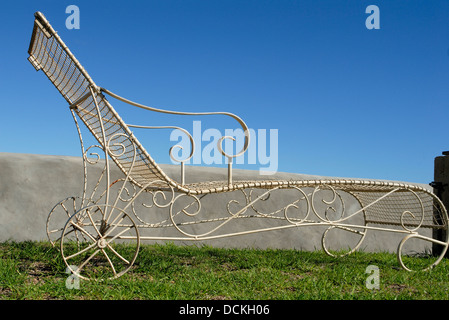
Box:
[0,152,434,255]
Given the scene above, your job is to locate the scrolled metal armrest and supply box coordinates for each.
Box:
[127,124,195,163]
[100,87,250,159]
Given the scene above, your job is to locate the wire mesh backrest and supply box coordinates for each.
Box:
[27,12,172,189]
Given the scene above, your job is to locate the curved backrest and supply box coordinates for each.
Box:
[28,12,175,189]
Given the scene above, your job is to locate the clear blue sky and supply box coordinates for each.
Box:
[1,0,449,184]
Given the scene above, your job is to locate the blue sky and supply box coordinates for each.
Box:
[1,0,449,183]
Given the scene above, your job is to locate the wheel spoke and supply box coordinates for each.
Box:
[85,208,103,237]
[105,243,130,264]
[60,203,72,218]
[103,214,126,239]
[65,242,97,260]
[76,248,101,275]
[62,226,82,240]
[48,227,63,235]
[101,248,117,276]
[69,220,97,242]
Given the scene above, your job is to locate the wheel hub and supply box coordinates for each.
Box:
[97,238,108,249]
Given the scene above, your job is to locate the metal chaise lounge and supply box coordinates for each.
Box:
[28,12,449,280]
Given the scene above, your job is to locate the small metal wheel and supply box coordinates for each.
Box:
[47,196,86,247]
[60,204,140,281]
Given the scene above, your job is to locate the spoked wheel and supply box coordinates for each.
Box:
[60,204,140,281]
[47,196,86,247]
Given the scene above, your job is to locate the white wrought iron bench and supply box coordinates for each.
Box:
[28,11,449,280]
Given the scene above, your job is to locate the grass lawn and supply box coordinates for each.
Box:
[1,241,449,300]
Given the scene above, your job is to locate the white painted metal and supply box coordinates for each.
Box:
[28,11,449,280]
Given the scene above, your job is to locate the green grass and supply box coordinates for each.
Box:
[1,241,449,300]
